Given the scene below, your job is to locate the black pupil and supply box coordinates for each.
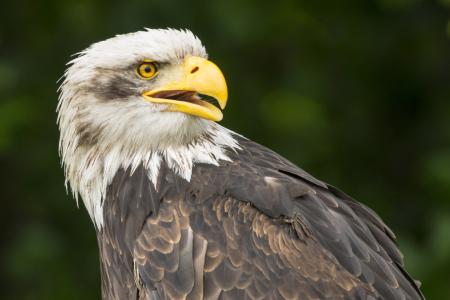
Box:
[144,65,152,74]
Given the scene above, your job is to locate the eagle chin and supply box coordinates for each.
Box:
[58,29,424,300]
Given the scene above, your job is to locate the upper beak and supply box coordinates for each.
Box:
[142,57,227,121]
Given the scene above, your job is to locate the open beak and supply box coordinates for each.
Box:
[142,57,227,121]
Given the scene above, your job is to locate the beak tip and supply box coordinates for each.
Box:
[219,95,228,110]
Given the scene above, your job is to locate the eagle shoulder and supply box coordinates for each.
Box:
[97,137,423,300]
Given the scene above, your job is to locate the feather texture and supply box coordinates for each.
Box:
[97,135,424,300]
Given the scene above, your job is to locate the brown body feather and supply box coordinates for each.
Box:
[98,135,423,300]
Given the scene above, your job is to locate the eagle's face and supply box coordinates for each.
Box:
[58,29,227,155]
[58,29,238,226]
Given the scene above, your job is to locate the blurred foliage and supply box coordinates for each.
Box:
[0,0,449,299]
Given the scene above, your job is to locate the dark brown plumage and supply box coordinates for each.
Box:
[98,135,423,300]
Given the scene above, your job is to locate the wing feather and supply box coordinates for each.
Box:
[98,136,423,300]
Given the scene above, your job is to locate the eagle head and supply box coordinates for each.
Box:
[57,29,238,226]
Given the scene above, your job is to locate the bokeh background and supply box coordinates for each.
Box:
[1,0,450,299]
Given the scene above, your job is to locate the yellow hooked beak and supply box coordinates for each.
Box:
[142,57,228,121]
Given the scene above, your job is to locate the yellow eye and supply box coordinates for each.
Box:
[136,61,158,79]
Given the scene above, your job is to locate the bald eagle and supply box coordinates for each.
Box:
[58,29,424,300]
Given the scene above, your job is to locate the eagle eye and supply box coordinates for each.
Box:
[136,61,158,79]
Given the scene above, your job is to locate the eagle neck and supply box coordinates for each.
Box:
[63,123,241,228]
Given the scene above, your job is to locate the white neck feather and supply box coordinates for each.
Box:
[62,123,240,228]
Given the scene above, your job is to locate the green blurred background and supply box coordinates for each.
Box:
[1,0,450,299]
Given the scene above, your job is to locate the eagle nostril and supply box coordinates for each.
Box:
[191,66,199,74]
